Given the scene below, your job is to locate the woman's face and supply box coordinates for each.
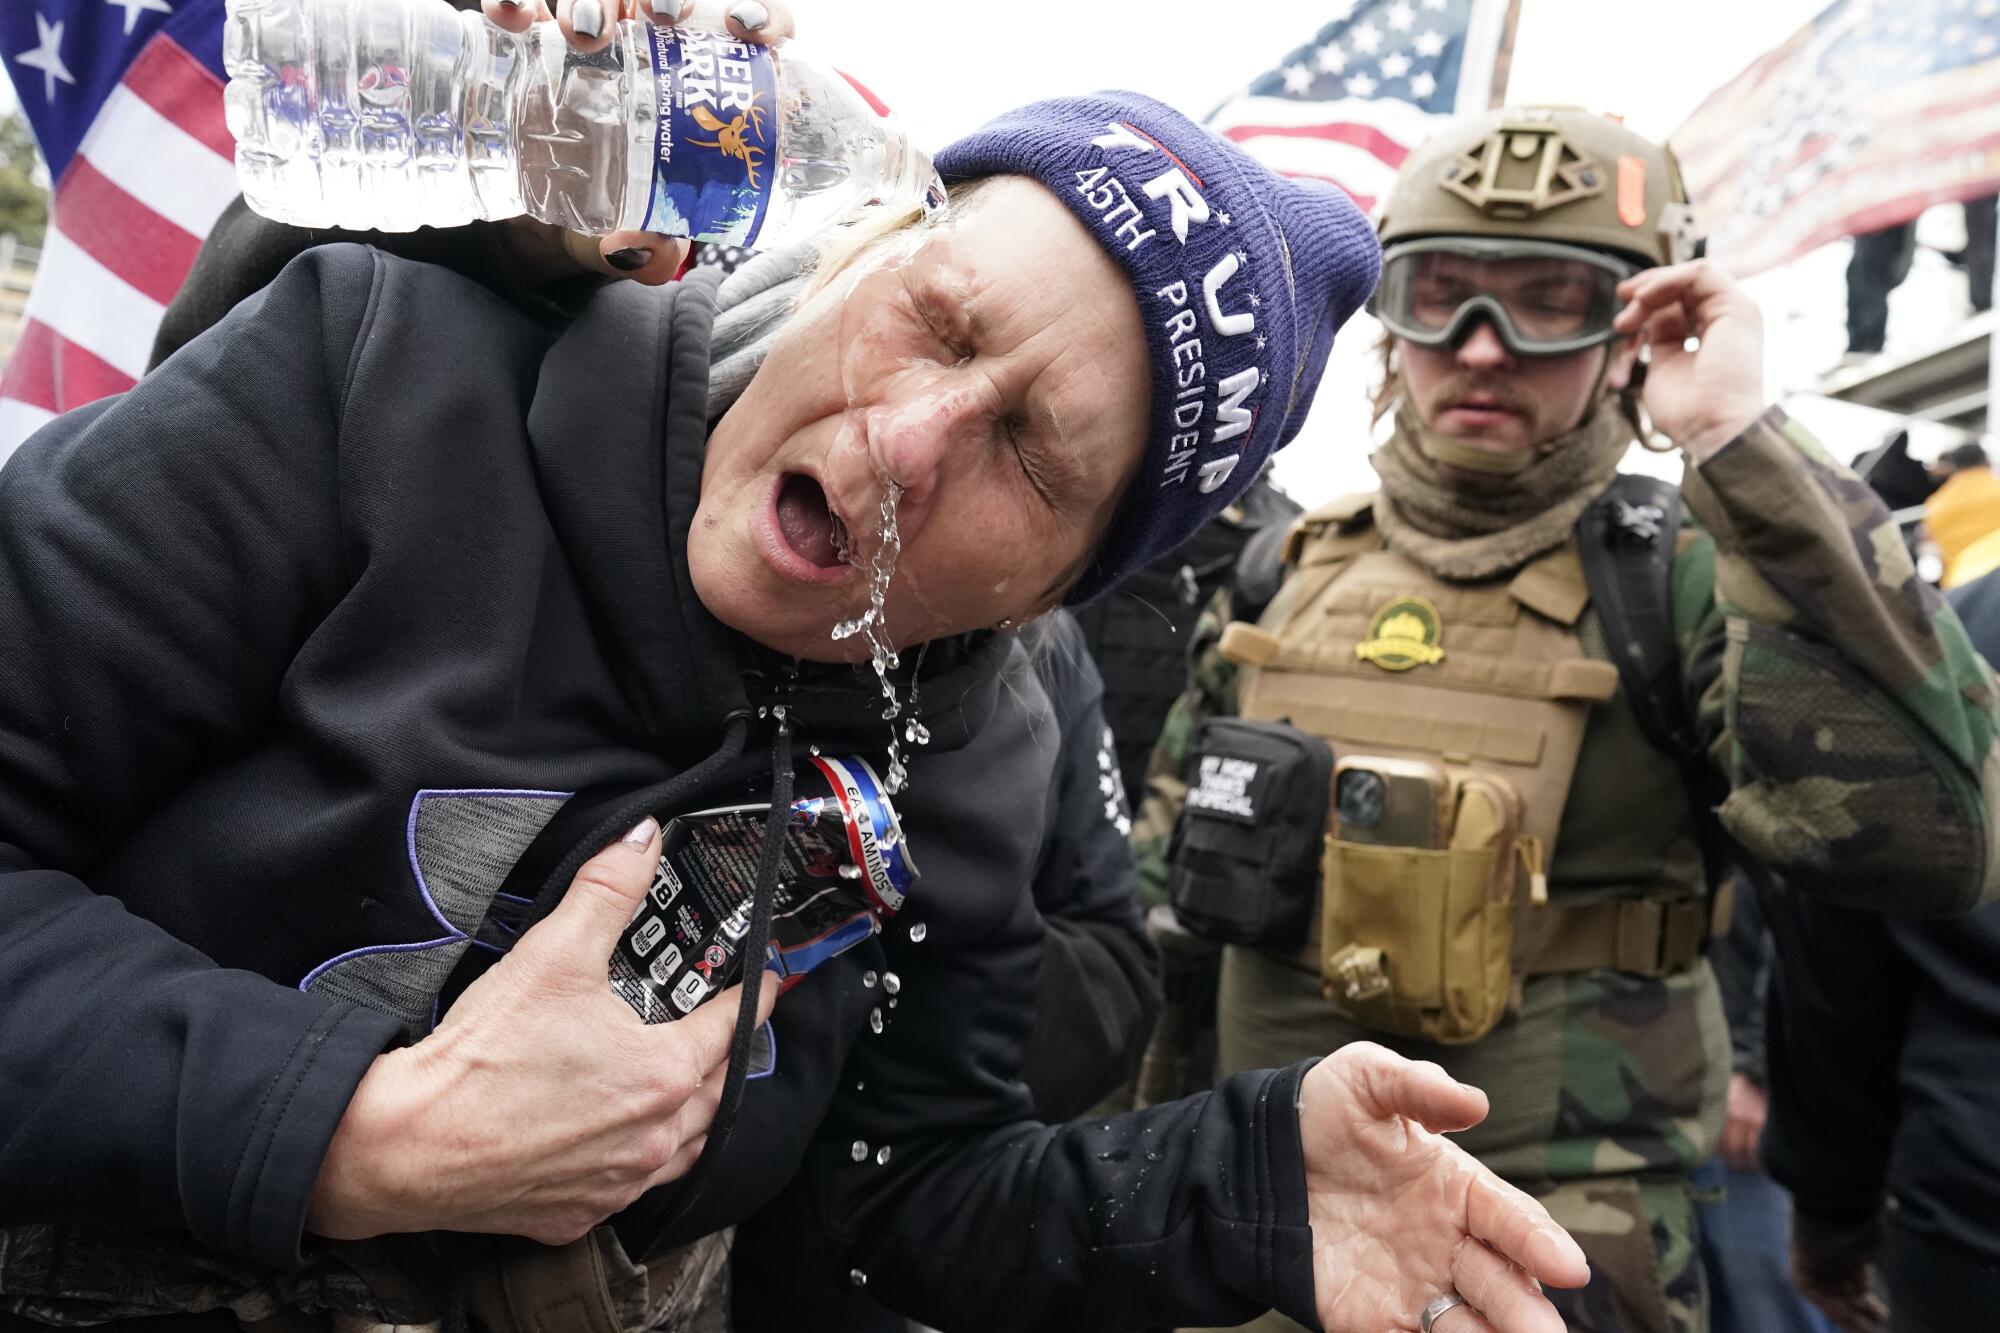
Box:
[690,177,1151,663]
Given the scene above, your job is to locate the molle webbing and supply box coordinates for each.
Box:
[1230,509,1703,979]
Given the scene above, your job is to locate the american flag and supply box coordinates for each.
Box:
[1674,0,2000,278]
[0,1,233,465]
[1204,0,1521,213]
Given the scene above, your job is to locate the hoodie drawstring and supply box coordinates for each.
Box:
[646,716,793,1235]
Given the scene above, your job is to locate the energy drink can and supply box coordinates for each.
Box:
[608,755,917,1024]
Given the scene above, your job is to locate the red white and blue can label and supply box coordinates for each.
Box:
[607,755,917,1025]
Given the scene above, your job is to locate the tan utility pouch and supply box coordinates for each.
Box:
[1320,771,1541,1045]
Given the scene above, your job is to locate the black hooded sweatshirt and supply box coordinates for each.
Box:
[0,245,1316,1331]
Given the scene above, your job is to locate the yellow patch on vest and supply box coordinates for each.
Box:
[1355,596,1446,671]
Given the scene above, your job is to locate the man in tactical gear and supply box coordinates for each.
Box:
[1135,106,2000,1333]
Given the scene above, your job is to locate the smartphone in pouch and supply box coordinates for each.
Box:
[1332,756,1453,848]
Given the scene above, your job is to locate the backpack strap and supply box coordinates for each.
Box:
[1576,475,1696,762]
[1575,474,1753,898]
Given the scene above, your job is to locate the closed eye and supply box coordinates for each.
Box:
[903,276,974,364]
[1004,415,1055,501]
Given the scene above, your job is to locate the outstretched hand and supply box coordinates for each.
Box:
[479,0,797,286]
[1301,1044,1590,1333]
[1612,259,1767,462]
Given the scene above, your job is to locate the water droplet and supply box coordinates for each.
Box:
[908,921,928,943]
[771,704,787,721]
[875,1145,893,1165]
[855,1080,865,1091]
[862,970,878,988]
[849,1270,868,1288]
[809,744,822,756]
[757,706,768,718]
[869,1007,884,1034]
[824,481,928,801]
[840,863,864,881]
[888,997,898,1009]
[850,1140,868,1162]
[882,972,901,996]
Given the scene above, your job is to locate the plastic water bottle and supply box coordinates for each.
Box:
[220,0,944,248]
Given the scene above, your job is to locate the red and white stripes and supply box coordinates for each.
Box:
[0,32,237,463]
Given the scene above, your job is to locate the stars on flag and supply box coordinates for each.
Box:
[1232,0,1471,113]
[1208,0,1489,212]
[1832,0,2000,97]
[15,12,76,102]
[106,0,175,36]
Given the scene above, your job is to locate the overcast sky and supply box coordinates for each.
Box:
[7,0,1978,499]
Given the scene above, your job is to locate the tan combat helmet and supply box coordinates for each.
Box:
[1378,104,1700,268]
[1373,106,1700,474]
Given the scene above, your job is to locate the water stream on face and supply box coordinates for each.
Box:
[830,481,915,792]
[825,496,933,810]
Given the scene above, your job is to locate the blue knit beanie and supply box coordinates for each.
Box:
[936,91,1381,604]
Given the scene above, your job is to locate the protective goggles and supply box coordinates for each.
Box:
[1371,237,1641,357]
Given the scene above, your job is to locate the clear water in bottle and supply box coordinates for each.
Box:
[222,0,944,247]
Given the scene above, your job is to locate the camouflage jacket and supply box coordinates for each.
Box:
[1130,409,2000,1198]
[1137,407,2000,918]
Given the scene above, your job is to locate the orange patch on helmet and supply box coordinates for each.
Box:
[1617,155,1646,227]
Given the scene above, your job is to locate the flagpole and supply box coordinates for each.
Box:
[1990,204,1999,446]
[1489,0,1525,108]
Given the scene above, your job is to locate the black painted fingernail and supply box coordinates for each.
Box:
[606,246,652,272]
[569,0,604,37]
[729,0,769,31]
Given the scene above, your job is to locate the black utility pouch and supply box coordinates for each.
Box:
[1167,717,1334,950]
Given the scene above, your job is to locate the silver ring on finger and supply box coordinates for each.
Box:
[1419,1292,1467,1332]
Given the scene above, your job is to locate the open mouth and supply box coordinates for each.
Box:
[775,473,852,570]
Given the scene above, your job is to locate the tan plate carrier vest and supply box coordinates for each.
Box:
[1217,496,1706,1043]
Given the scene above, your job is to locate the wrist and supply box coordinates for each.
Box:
[1679,404,1766,463]
[305,1046,426,1240]
[1793,1205,1885,1260]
